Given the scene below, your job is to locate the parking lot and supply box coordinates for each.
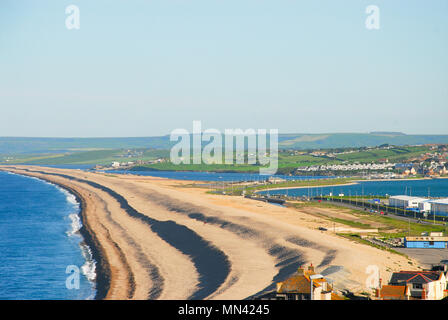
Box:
[395,248,448,269]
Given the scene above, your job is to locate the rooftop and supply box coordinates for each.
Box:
[380,285,409,299]
[390,271,443,285]
[429,198,448,205]
[389,195,428,201]
[405,236,448,242]
[277,264,331,294]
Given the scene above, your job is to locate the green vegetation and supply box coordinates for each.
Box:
[333,146,430,163]
[0,138,440,177]
[128,145,433,174]
[1,149,169,165]
[328,218,372,229]
[296,200,448,238]
[1,134,447,155]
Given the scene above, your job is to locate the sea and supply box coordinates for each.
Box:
[0,171,95,300]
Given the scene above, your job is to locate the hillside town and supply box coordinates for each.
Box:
[293,144,448,177]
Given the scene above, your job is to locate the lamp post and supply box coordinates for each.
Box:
[310,274,324,300]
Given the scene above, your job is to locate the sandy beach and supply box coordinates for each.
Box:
[0,165,420,300]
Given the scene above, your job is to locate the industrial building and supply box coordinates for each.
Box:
[428,198,448,217]
[404,234,448,249]
[418,200,432,213]
[388,195,428,209]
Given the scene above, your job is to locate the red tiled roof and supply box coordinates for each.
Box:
[380,285,408,299]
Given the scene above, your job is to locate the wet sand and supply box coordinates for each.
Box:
[0,166,420,299]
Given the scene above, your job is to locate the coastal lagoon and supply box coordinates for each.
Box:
[0,171,95,299]
[109,170,332,182]
[258,178,448,198]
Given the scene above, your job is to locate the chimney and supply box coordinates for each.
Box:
[379,278,382,289]
[308,263,315,273]
[297,266,304,275]
[422,288,426,300]
[376,288,380,298]
[276,282,282,293]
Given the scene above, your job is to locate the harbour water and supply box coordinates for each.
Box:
[109,170,332,182]
[258,178,448,198]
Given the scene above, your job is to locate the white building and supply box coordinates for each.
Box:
[111,162,120,168]
[389,195,428,209]
[418,200,432,213]
[429,198,448,217]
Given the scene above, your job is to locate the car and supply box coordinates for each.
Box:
[318,227,327,231]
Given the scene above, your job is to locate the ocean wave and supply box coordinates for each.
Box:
[80,244,97,282]
[67,213,82,236]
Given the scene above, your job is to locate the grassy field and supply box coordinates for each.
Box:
[0,144,436,174]
[290,201,448,238]
[1,149,170,165]
[1,134,447,154]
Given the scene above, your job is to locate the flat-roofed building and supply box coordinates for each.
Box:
[389,195,428,209]
[418,199,432,213]
[429,198,448,217]
[404,235,448,248]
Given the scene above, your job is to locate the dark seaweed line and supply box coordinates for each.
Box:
[130,187,309,299]
[99,196,162,299]
[28,169,231,300]
[102,225,136,299]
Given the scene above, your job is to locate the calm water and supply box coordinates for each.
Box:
[259,179,448,198]
[0,171,95,299]
[110,170,333,182]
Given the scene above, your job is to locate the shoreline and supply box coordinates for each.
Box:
[59,183,110,300]
[255,182,360,193]
[0,169,110,300]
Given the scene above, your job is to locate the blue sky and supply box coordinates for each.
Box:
[0,0,447,137]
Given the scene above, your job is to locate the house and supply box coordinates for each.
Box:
[377,285,410,300]
[388,271,448,300]
[270,264,342,300]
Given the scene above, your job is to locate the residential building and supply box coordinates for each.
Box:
[377,285,410,300]
[388,271,448,300]
[273,264,341,300]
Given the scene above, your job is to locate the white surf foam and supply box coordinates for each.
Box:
[80,244,97,282]
[67,213,82,236]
